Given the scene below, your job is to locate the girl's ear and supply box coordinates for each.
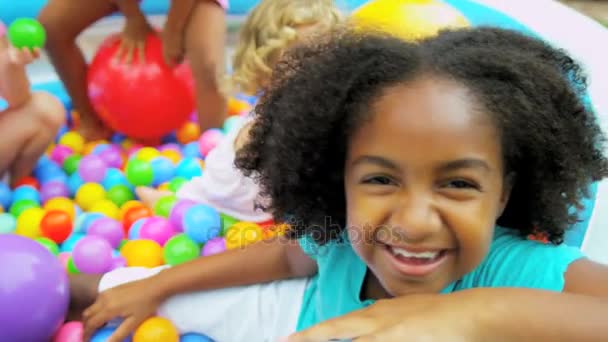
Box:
[497,172,515,218]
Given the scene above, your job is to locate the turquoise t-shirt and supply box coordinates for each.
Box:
[296,226,584,331]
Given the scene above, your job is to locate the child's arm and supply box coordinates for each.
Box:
[0,41,38,108]
[113,0,151,62]
[161,0,196,66]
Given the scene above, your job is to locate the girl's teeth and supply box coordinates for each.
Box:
[390,246,439,259]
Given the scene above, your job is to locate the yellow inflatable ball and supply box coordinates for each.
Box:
[121,239,164,267]
[89,199,120,219]
[75,183,106,211]
[351,0,470,41]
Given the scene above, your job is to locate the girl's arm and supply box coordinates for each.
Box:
[114,0,147,21]
[166,0,196,33]
[0,40,32,108]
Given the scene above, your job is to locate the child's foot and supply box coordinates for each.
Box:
[135,186,172,209]
[67,273,102,321]
[77,113,113,141]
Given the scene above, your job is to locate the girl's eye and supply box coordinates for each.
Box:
[362,176,396,186]
[444,179,480,190]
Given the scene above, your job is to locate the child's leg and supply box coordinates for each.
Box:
[184,0,228,133]
[0,92,65,185]
[38,0,116,141]
[135,186,173,208]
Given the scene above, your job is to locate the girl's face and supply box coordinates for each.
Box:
[344,76,511,299]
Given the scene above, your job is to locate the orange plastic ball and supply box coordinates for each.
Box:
[225,221,264,250]
[160,150,182,165]
[40,210,73,244]
[133,317,179,342]
[123,206,153,233]
[121,239,164,267]
[227,97,251,116]
[119,200,145,220]
[176,122,201,144]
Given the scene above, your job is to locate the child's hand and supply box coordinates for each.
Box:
[161,26,185,68]
[283,291,487,342]
[116,16,153,64]
[81,276,166,342]
[6,46,40,66]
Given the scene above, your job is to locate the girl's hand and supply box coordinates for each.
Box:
[7,46,40,66]
[116,15,153,64]
[283,291,486,342]
[161,25,186,68]
[82,276,166,342]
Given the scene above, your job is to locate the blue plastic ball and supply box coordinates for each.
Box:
[80,213,105,233]
[175,157,203,180]
[181,333,214,342]
[90,327,131,342]
[151,157,176,186]
[60,233,86,252]
[128,218,147,240]
[102,168,131,190]
[0,213,17,234]
[67,173,84,196]
[181,142,201,158]
[12,185,40,204]
[183,204,221,244]
[0,182,12,209]
[111,133,127,144]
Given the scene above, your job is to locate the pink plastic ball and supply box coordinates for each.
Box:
[57,252,71,269]
[53,321,83,342]
[126,146,143,158]
[202,237,226,256]
[77,155,108,183]
[88,217,124,248]
[50,145,73,165]
[98,145,124,169]
[72,236,113,274]
[169,199,196,232]
[159,143,181,152]
[139,216,176,246]
[109,255,127,271]
[198,129,224,157]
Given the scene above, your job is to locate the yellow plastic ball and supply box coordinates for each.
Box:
[89,199,120,219]
[0,204,3,213]
[75,183,107,210]
[119,200,145,221]
[225,221,264,250]
[157,183,170,191]
[133,317,179,342]
[121,239,164,267]
[160,150,182,165]
[351,0,470,41]
[15,207,45,238]
[136,147,161,162]
[44,197,76,221]
[58,131,85,154]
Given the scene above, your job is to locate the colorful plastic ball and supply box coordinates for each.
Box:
[13,185,41,204]
[0,213,17,233]
[15,206,45,238]
[119,200,145,220]
[175,157,203,180]
[160,149,182,165]
[202,237,226,256]
[66,256,80,274]
[72,236,113,274]
[75,183,106,210]
[35,236,60,255]
[75,212,104,233]
[53,321,83,342]
[41,210,73,244]
[99,145,125,169]
[102,168,130,190]
[225,222,264,250]
[183,204,221,244]
[40,181,70,203]
[198,128,224,157]
[126,158,154,186]
[7,18,47,50]
[63,155,82,175]
[128,218,147,240]
[111,132,127,144]
[159,143,181,152]
[13,176,40,189]
[168,177,188,193]
[38,164,69,185]
[107,184,135,207]
[92,143,111,154]
[154,194,177,218]
[176,122,201,144]
[181,142,201,159]
[89,199,120,219]
[43,197,76,220]
[169,199,195,231]
[123,206,153,233]
[150,157,176,186]
[60,233,86,253]
[78,154,108,183]
[163,233,199,265]
[136,147,161,162]
[90,327,130,342]
[67,173,85,196]
[58,131,85,154]
[220,213,240,236]
[110,255,127,271]
[88,217,124,248]
[0,182,12,209]
[0,234,68,342]
[50,145,74,165]
[139,216,176,246]
[10,198,39,217]
[180,333,214,342]
[133,317,179,342]
[121,239,164,267]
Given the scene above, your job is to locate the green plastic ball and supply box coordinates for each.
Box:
[10,199,39,217]
[168,177,188,193]
[223,116,244,134]
[221,213,240,236]
[163,234,200,266]
[35,237,60,255]
[107,185,135,207]
[126,158,154,186]
[63,155,82,175]
[8,18,46,50]
[154,195,177,218]
[67,256,81,274]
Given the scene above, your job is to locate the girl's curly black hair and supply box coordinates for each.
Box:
[235,26,608,244]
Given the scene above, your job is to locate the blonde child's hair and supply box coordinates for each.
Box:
[228,0,342,95]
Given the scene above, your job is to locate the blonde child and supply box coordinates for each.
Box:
[72,27,608,342]
[0,20,65,186]
[136,0,342,223]
[39,0,228,140]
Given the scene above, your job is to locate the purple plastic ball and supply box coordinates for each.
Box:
[72,236,113,274]
[169,199,196,231]
[77,155,108,183]
[202,237,226,256]
[40,180,70,203]
[139,216,176,246]
[109,256,127,271]
[0,234,69,342]
[88,218,124,248]
[50,145,74,165]
[98,145,124,169]
[159,143,181,152]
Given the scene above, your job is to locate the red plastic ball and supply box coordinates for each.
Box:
[122,206,153,233]
[13,176,39,190]
[40,210,73,244]
[87,33,195,140]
